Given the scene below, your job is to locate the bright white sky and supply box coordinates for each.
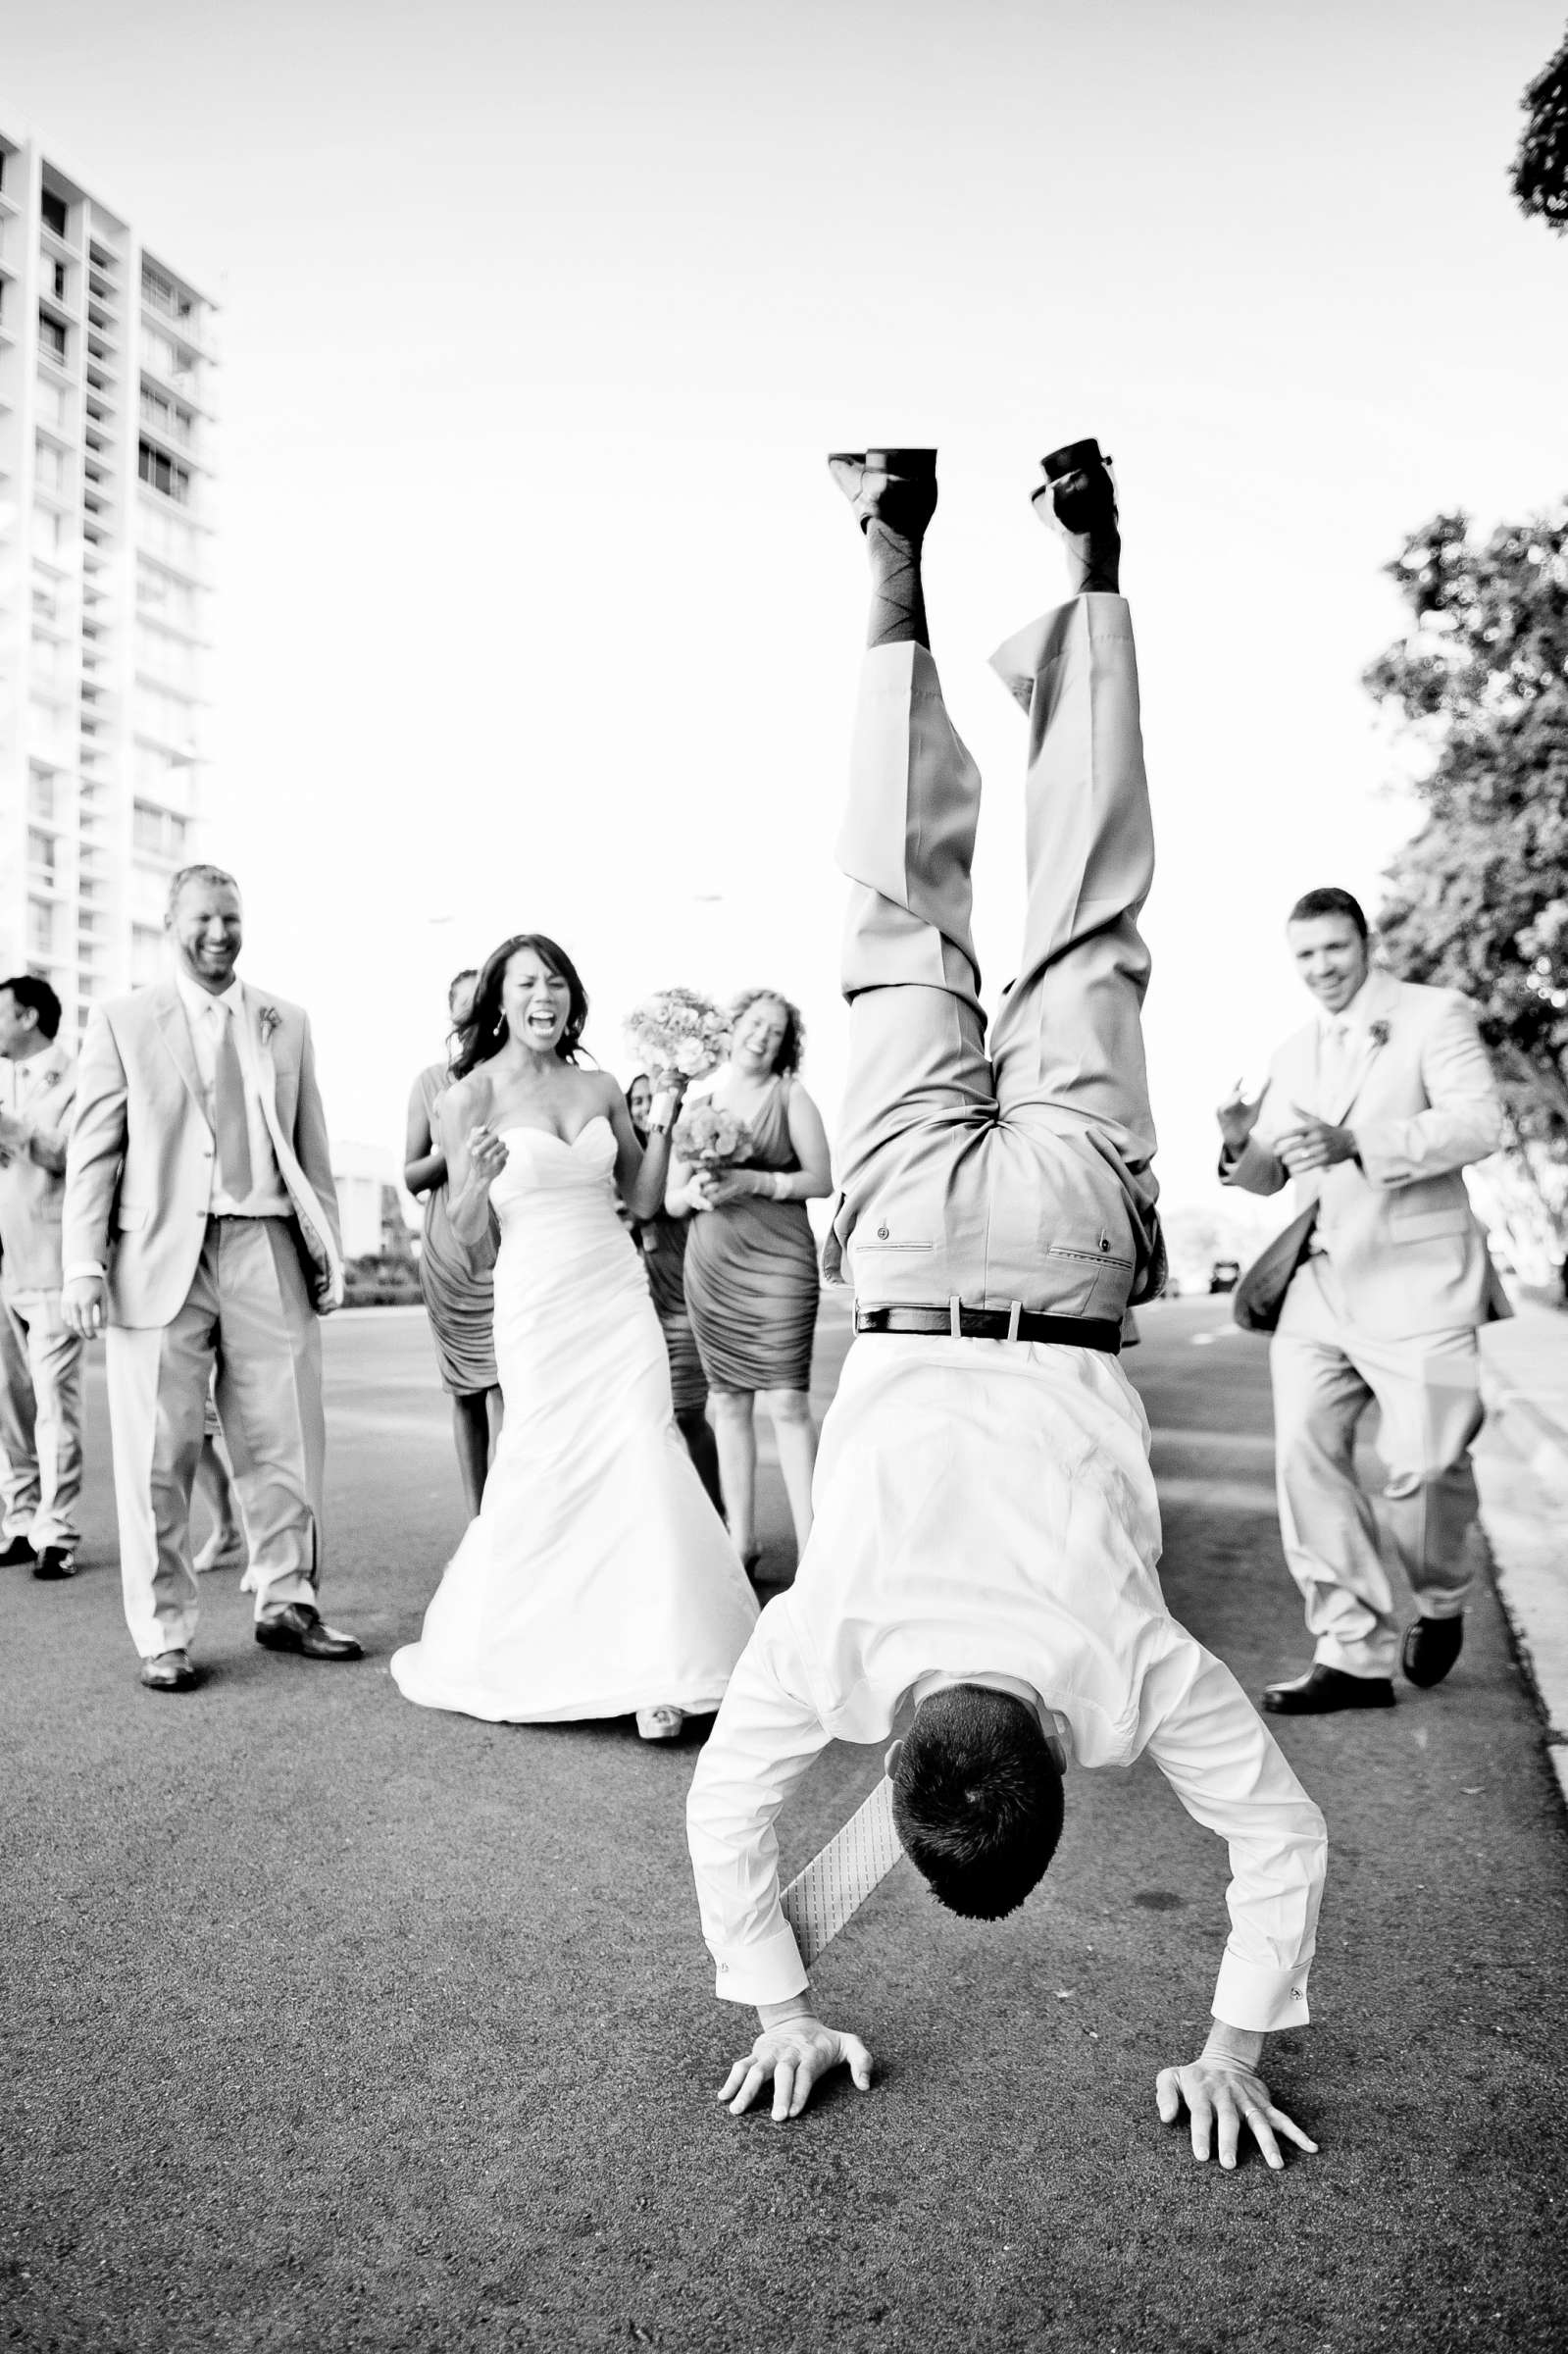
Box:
[7,0,1566,1221]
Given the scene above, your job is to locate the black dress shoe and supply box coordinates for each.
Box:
[1402,1614,1464,1689]
[1262,1663,1395,1714]
[32,1546,77,1580]
[141,1648,198,1693]
[255,1603,363,1662]
[826,447,939,536]
[1032,436,1120,592]
[0,1535,37,1568]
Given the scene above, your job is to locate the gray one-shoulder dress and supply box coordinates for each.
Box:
[683,1076,819,1393]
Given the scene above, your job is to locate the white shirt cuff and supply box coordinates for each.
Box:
[709,1921,809,2009]
[63,1261,106,1285]
[1211,1949,1312,2033]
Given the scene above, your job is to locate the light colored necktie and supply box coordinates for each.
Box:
[780,1776,904,1968]
[214,1004,253,1200]
[1319,1019,1350,1113]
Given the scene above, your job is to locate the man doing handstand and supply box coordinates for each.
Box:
[685,442,1329,2170]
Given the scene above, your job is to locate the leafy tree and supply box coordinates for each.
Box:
[1365,504,1568,1266]
[1513,19,1568,234]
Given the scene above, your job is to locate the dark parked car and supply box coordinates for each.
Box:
[1208,1257,1240,1294]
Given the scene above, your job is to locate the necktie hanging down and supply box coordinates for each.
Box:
[214,1007,253,1199]
[780,1776,904,1969]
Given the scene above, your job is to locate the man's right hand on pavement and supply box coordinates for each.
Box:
[62,1275,108,1339]
[717,2016,875,2122]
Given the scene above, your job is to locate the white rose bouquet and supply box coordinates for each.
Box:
[624,987,733,1082]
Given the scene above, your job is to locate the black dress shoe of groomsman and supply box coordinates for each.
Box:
[1401,1613,1464,1689]
[32,1546,77,1580]
[141,1649,198,1694]
[255,1603,363,1662]
[1263,1663,1395,1714]
[0,1534,37,1568]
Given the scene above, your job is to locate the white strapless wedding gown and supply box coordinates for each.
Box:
[390,1118,757,1721]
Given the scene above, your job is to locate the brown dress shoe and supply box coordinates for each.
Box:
[141,1648,198,1693]
[1263,1663,1395,1714]
[255,1603,363,1662]
[32,1546,78,1580]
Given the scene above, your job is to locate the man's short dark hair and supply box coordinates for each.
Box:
[166,863,239,922]
[890,1684,1064,1920]
[0,974,62,1041]
[1287,886,1368,942]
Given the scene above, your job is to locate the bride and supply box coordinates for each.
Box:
[390,933,757,1740]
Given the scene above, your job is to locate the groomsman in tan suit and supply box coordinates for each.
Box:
[1219,888,1505,1713]
[62,864,361,1691]
[0,977,83,1581]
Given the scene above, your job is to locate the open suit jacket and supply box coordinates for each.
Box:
[1221,966,1506,1341]
[62,979,343,1329]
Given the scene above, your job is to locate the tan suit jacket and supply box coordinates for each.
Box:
[0,1045,77,1290]
[1222,968,1505,1340]
[63,979,343,1330]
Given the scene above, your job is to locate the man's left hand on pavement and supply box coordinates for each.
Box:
[718,2017,875,2122]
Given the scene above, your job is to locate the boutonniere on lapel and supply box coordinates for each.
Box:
[1367,1020,1391,1049]
[258,1006,282,1049]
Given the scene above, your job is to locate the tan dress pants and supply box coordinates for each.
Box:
[107,1215,326,1659]
[828,595,1162,1314]
[1271,1255,1483,1677]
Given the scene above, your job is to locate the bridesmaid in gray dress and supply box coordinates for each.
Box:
[672,990,832,1576]
[404,970,502,1514]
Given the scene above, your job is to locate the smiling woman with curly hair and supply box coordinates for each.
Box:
[668,988,833,1579]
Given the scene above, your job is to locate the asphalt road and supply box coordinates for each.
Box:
[3,1294,1566,2353]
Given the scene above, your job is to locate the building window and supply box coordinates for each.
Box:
[39,310,68,364]
[27,828,58,879]
[27,900,55,958]
[40,189,69,239]
[132,799,189,861]
[131,924,165,986]
[138,439,190,504]
[140,384,195,445]
[28,766,58,821]
[141,262,192,323]
[34,374,69,429]
[143,326,195,389]
[137,562,201,631]
[50,258,67,301]
[34,435,67,492]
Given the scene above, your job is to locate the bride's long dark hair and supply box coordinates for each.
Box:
[450,934,589,1078]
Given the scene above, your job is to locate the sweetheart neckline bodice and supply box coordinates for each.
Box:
[499,1114,612,1151]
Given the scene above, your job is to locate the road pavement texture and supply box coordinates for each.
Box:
[3,1294,1566,2353]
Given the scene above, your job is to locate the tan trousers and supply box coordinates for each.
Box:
[828,596,1162,1314]
[1271,1256,1483,1678]
[0,1280,83,1551]
[106,1216,325,1659]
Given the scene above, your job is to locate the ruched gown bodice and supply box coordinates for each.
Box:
[390,1117,757,1722]
[683,1077,820,1392]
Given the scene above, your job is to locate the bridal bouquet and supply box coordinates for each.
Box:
[624,987,733,1081]
[672,1101,755,1171]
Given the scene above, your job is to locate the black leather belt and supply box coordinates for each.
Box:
[854,1304,1122,1353]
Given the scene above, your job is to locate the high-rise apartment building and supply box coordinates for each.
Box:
[0,124,216,1041]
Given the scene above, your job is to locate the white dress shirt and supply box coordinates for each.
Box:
[173,970,290,1218]
[686,1334,1327,2033]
